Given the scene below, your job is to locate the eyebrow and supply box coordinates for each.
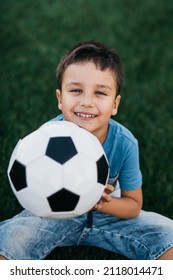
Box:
[66,82,113,90]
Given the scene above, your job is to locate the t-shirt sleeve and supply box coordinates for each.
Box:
[118,139,142,191]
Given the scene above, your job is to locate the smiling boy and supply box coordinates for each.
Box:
[0,41,173,260]
[55,60,142,219]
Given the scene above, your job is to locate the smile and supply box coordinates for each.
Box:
[75,112,97,119]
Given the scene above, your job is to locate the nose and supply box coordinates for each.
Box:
[80,92,94,107]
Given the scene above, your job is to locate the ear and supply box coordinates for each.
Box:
[111,95,121,116]
[56,89,62,110]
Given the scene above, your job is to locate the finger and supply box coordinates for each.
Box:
[105,184,115,193]
[94,202,102,210]
[94,199,104,209]
[102,192,112,202]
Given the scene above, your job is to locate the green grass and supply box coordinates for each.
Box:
[1,0,173,259]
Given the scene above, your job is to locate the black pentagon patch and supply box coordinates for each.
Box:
[47,188,80,212]
[46,137,77,164]
[96,155,109,185]
[9,160,27,191]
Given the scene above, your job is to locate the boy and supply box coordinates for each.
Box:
[0,41,173,260]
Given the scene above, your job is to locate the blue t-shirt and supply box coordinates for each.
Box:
[51,115,142,192]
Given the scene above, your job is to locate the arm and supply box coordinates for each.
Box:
[94,184,143,219]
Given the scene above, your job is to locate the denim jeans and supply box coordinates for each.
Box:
[0,209,173,260]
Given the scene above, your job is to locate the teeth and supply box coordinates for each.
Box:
[76,113,95,118]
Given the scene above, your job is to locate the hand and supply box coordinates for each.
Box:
[93,184,115,210]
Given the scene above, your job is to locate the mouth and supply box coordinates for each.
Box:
[74,112,97,119]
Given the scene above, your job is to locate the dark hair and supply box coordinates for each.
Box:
[56,40,123,95]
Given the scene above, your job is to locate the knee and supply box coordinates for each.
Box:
[0,255,8,260]
[157,247,173,260]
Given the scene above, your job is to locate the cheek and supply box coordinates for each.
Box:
[62,93,76,104]
[99,100,115,113]
[60,97,76,114]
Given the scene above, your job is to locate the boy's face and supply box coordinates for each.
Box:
[56,62,121,143]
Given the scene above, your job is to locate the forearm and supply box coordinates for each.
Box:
[96,196,142,219]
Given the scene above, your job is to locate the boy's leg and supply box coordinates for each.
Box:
[0,210,87,260]
[0,255,7,260]
[81,210,173,260]
[157,247,173,260]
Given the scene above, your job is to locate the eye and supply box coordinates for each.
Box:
[95,91,106,96]
[70,89,82,93]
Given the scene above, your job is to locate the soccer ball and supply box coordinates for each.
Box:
[7,121,109,219]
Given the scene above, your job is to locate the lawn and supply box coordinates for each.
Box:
[0,0,173,260]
